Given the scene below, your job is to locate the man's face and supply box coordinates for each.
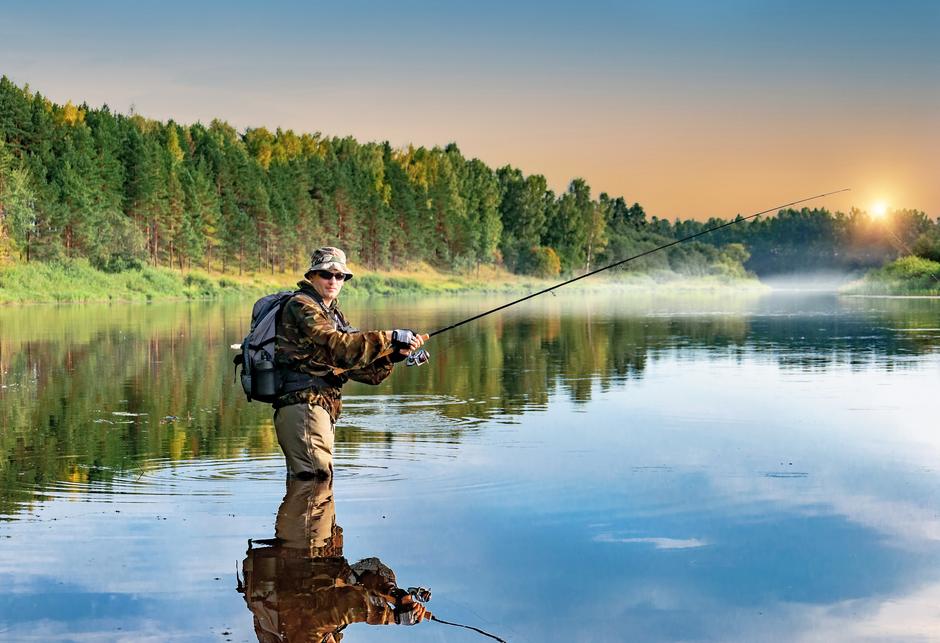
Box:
[310,270,346,301]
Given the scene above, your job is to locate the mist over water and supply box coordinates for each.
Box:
[1,291,938,641]
[760,271,862,291]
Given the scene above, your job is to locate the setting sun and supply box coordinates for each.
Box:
[871,201,888,218]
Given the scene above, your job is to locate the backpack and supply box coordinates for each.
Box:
[233,290,299,403]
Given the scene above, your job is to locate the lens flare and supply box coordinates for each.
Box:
[871,202,888,218]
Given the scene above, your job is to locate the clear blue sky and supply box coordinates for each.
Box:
[1,0,937,218]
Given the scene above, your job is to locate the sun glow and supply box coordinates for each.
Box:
[870,202,889,218]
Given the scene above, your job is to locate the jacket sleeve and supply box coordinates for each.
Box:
[285,298,393,371]
[345,356,395,385]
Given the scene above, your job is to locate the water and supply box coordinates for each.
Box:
[1,291,938,642]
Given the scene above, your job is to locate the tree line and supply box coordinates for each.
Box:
[0,76,936,279]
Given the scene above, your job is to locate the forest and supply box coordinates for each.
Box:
[1,76,937,281]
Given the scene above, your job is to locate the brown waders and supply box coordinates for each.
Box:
[274,401,334,479]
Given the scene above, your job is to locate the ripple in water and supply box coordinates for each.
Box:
[16,394,519,508]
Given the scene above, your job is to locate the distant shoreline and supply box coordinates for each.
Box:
[0,259,765,305]
[8,258,940,305]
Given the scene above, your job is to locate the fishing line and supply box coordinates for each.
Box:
[423,189,850,341]
[430,614,508,642]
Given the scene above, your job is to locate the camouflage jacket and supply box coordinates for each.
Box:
[274,279,395,420]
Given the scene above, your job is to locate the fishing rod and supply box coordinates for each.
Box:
[403,188,849,365]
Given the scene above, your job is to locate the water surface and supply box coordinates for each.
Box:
[1,292,938,641]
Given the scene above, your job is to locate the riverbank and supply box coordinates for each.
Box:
[0,259,765,304]
[843,256,940,296]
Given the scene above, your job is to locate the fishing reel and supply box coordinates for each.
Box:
[406,348,430,367]
[407,586,432,602]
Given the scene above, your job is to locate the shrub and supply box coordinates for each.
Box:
[528,246,561,278]
[854,255,940,295]
[881,255,940,281]
[96,253,144,274]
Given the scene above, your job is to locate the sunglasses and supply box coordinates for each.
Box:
[314,270,349,282]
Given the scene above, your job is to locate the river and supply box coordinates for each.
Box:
[1,291,938,642]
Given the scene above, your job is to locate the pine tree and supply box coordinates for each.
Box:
[497,167,553,273]
[0,141,37,261]
[463,158,501,270]
[546,179,593,274]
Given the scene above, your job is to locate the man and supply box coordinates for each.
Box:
[273,246,426,480]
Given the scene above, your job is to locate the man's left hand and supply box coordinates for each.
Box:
[394,594,433,625]
[392,331,428,359]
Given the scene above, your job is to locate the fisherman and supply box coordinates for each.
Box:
[273,246,426,480]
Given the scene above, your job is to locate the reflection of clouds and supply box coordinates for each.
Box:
[716,582,940,642]
[712,474,940,551]
[608,356,940,552]
[594,533,708,549]
[790,581,940,642]
[4,618,188,643]
[565,573,940,642]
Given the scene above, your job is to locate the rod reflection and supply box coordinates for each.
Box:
[238,479,432,642]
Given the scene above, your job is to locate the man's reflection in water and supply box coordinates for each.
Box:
[238,479,432,642]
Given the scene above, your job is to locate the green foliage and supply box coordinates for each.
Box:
[497,168,552,272]
[0,140,38,261]
[544,178,593,273]
[0,258,270,303]
[912,229,940,262]
[529,246,562,278]
[712,243,751,278]
[850,255,940,295]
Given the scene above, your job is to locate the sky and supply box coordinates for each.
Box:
[1,0,937,220]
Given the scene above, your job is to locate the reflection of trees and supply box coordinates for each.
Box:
[2,295,938,516]
[373,294,939,417]
[0,301,274,515]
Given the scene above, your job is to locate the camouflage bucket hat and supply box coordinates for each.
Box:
[307,246,353,279]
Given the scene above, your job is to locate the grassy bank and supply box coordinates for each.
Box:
[0,259,272,303]
[0,259,549,304]
[843,256,940,296]
[0,259,764,304]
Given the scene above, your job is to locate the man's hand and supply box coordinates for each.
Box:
[391,330,428,360]
[394,594,433,625]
